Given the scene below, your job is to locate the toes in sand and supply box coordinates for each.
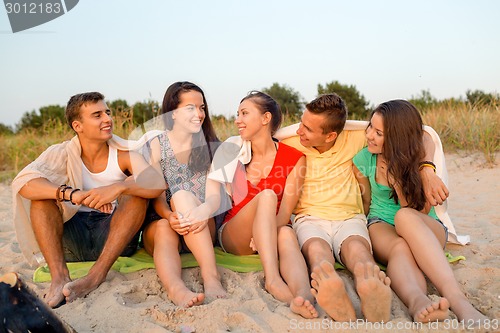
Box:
[169,287,205,308]
[204,279,227,302]
[290,296,318,319]
[45,280,68,308]
[413,297,450,323]
[355,262,392,322]
[310,260,356,322]
[62,276,103,303]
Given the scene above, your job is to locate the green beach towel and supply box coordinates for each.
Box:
[33,247,261,283]
[33,247,465,283]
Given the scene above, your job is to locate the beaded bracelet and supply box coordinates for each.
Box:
[69,188,81,205]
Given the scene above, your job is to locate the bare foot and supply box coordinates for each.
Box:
[62,274,105,303]
[46,277,71,308]
[450,298,488,323]
[310,260,356,322]
[204,278,227,302]
[412,296,450,322]
[290,296,319,319]
[355,262,392,322]
[265,276,293,303]
[168,285,205,308]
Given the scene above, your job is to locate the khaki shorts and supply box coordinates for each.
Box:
[293,214,371,265]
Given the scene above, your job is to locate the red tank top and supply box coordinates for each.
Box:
[223,142,304,223]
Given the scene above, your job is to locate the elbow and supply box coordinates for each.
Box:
[18,186,30,199]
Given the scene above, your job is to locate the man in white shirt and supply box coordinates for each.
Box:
[13,92,164,307]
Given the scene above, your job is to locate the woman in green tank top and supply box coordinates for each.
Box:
[353,100,486,324]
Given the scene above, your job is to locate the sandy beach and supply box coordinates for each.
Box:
[1,153,498,333]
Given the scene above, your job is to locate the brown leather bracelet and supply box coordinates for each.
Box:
[69,188,81,205]
[60,186,72,202]
[56,184,66,202]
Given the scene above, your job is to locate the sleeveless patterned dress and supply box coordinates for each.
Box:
[159,132,206,203]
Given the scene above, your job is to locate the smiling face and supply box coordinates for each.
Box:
[72,100,113,141]
[234,99,270,140]
[366,112,385,154]
[172,90,206,134]
[296,109,337,153]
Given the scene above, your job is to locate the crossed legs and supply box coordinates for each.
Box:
[369,219,450,322]
[142,190,225,308]
[391,208,486,322]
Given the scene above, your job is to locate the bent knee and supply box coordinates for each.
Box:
[255,189,278,206]
[171,190,200,206]
[259,189,277,198]
[277,226,297,243]
[341,235,370,253]
[31,199,57,209]
[30,199,61,220]
[302,237,331,257]
[394,207,423,234]
[153,218,170,228]
[394,207,419,222]
[117,195,148,209]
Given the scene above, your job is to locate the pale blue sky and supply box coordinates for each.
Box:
[1,0,499,127]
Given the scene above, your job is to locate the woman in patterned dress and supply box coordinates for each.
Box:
[142,82,226,308]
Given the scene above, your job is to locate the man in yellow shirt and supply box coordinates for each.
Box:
[280,94,392,323]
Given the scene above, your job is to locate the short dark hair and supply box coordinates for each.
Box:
[305,93,347,135]
[65,92,105,131]
[240,91,282,136]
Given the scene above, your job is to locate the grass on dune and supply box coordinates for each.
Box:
[1,103,498,182]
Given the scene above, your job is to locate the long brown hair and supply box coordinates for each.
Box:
[371,100,426,210]
[161,81,220,172]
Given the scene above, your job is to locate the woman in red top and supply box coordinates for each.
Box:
[199,91,317,318]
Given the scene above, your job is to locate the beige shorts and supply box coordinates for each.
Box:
[293,214,371,265]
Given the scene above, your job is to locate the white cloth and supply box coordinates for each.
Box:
[11,130,163,267]
[208,136,252,184]
[213,120,468,245]
[421,125,469,245]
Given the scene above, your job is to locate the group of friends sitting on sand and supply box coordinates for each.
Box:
[12,81,487,324]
